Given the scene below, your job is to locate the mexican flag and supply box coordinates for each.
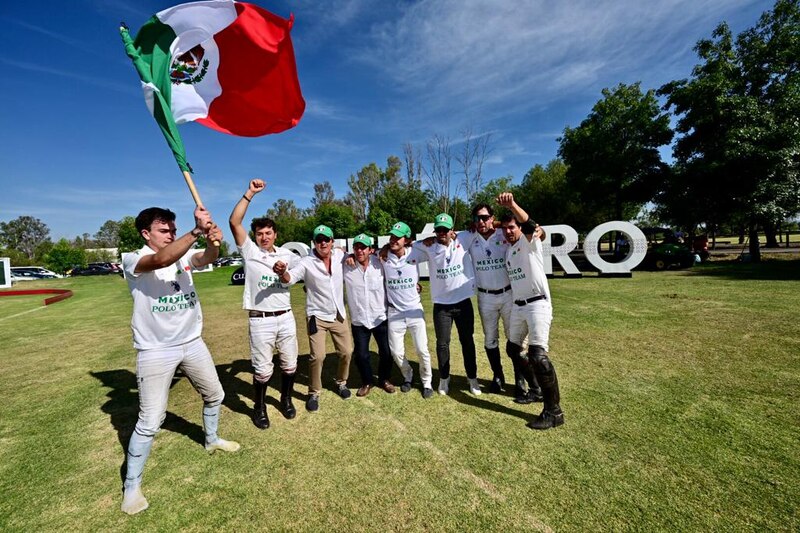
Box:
[121,0,305,172]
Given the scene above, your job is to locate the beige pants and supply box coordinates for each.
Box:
[307,315,353,396]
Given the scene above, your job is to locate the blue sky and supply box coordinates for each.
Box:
[0,0,770,243]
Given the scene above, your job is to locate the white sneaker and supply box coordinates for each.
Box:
[206,438,241,454]
[121,485,149,515]
[438,377,450,395]
[468,378,482,396]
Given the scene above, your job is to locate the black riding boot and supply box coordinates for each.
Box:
[280,371,297,420]
[526,346,564,430]
[252,377,270,429]
[507,343,542,404]
[486,346,505,393]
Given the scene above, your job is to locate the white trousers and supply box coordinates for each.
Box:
[508,300,553,351]
[249,312,298,381]
[388,308,433,388]
[134,336,224,438]
[476,291,513,349]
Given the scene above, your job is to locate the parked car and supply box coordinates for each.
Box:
[70,265,118,276]
[11,266,63,278]
[10,268,58,281]
[89,262,122,273]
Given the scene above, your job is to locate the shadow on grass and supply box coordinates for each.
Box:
[90,369,207,484]
[687,258,800,281]
[448,374,535,422]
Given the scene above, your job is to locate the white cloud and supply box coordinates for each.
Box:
[357,0,759,121]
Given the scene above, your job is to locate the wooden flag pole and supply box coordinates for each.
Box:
[182,170,220,247]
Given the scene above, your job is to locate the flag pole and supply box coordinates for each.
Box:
[181,170,220,247]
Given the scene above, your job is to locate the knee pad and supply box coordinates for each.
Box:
[506,341,523,360]
[528,345,553,374]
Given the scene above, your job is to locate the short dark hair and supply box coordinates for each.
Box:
[499,213,519,225]
[251,217,277,234]
[471,203,494,218]
[135,207,176,233]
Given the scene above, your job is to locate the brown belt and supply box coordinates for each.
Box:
[249,309,290,318]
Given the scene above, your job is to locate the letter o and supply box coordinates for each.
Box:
[584,221,647,274]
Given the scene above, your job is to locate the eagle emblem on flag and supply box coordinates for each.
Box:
[170,44,209,85]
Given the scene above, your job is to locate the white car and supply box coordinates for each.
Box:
[10,266,63,280]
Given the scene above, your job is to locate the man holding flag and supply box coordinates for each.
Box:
[121,205,240,515]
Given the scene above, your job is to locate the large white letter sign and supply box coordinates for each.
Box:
[583,221,647,274]
[542,224,580,276]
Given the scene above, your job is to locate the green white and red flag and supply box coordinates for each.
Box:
[120,0,305,172]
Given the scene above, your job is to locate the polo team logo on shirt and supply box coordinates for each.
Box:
[170,280,181,292]
[486,249,492,257]
[396,270,403,277]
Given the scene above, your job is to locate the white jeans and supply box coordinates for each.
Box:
[249,312,298,380]
[388,308,433,388]
[476,291,513,349]
[134,337,224,438]
[508,300,553,351]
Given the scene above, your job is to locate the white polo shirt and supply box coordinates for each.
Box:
[343,255,387,329]
[239,239,298,312]
[123,245,203,350]
[412,235,475,304]
[383,247,425,313]
[505,235,551,302]
[285,248,347,321]
[458,229,511,291]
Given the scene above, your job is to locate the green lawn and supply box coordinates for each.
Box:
[0,262,798,531]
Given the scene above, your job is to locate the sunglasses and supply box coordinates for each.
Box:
[314,236,332,244]
[473,214,492,222]
[434,227,450,234]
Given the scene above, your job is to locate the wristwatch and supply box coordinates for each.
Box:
[190,228,204,238]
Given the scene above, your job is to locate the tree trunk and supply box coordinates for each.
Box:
[764,221,780,248]
[748,223,761,262]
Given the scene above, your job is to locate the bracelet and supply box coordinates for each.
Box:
[242,194,252,203]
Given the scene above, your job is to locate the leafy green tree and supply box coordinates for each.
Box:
[658,0,800,260]
[45,239,86,274]
[472,176,515,210]
[345,157,404,224]
[366,181,436,235]
[512,160,585,227]
[0,216,51,259]
[558,83,673,230]
[94,220,120,248]
[314,203,358,239]
[117,216,144,252]
[266,198,314,245]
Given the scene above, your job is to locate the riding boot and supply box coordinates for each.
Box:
[252,377,270,429]
[280,371,297,420]
[485,346,505,393]
[507,343,542,403]
[526,346,564,430]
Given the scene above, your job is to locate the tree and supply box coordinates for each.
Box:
[94,220,120,248]
[0,216,51,259]
[456,127,493,204]
[344,158,403,224]
[558,83,673,230]
[513,160,585,226]
[423,134,454,214]
[403,142,423,187]
[117,216,144,253]
[314,203,358,239]
[473,175,515,210]
[311,181,336,212]
[658,0,800,260]
[45,239,86,274]
[266,198,314,245]
[366,181,436,236]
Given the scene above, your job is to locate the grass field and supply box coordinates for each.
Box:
[1,260,798,531]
